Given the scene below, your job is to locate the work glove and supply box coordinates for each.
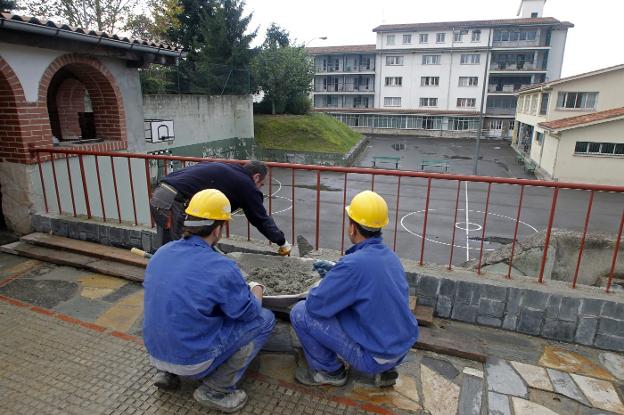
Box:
[278,241,292,257]
[313,260,336,278]
[248,281,265,294]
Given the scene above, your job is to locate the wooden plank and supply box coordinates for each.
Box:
[408,296,434,327]
[413,326,487,363]
[21,233,148,268]
[1,242,144,282]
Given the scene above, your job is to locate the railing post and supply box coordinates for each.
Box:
[476,183,493,275]
[572,191,595,288]
[340,173,348,255]
[65,154,77,217]
[507,185,525,279]
[291,169,296,245]
[448,180,462,270]
[127,158,138,226]
[110,156,122,223]
[392,176,401,252]
[539,187,559,283]
[78,155,92,219]
[606,208,624,293]
[50,153,62,214]
[144,159,153,227]
[419,178,432,266]
[315,170,321,251]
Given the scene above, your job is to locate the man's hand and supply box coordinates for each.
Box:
[313,260,336,278]
[278,241,292,257]
[248,281,265,302]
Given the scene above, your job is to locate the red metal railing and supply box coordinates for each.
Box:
[30,146,624,293]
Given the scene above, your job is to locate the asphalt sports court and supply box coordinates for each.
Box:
[228,135,623,268]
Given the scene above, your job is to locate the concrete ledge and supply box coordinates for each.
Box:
[31,213,624,352]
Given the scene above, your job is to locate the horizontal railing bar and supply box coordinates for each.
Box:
[31,147,624,193]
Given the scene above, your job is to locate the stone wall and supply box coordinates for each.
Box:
[408,272,624,352]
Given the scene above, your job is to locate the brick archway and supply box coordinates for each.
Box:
[0,57,28,162]
[38,54,127,149]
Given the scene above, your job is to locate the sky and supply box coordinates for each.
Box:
[243,0,623,77]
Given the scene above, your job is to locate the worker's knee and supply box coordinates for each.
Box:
[289,301,307,329]
[258,308,276,334]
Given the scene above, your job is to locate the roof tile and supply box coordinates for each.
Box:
[538,107,624,131]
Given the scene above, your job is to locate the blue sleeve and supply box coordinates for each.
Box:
[219,264,261,322]
[305,260,358,319]
[241,185,286,246]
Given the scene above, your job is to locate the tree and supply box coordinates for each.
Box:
[183,0,257,94]
[252,45,314,114]
[124,0,182,41]
[263,23,290,49]
[0,0,18,12]
[25,0,137,33]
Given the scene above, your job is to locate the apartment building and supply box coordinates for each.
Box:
[306,0,573,139]
[514,64,624,185]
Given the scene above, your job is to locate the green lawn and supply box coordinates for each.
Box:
[254,113,362,153]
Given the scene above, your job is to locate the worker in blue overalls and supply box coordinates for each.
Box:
[290,190,419,387]
[143,189,275,413]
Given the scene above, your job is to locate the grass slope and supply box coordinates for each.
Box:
[254,113,362,153]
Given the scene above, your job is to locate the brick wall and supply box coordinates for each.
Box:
[54,77,86,140]
[0,54,129,165]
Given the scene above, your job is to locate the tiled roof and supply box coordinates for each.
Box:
[517,63,624,93]
[315,108,481,116]
[0,13,184,55]
[373,17,573,32]
[538,107,624,131]
[306,45,376,55]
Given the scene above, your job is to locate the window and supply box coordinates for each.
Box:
[458,76,479,87]
[384,97,401,107]
[490,119,503,130]
[575,141,624,156]
[420,97,438,107]
[531,12,539,18]
[386,56,404,66]
[422,55,441,65]
[509,120,515,131]
[460,54,480,64]
[539,93,549,115]
[421,76,440,86]
[419,34,428,43]
[494,30,537,42]
[449,118,476,130]
[453,29,468,42]
[403,34,412,44]
[385,76,403,86]
[536,132,544,144]
[387,35,395,45]
[471,30,481,42]
[436,33,446,43]
[556,92,598,110]
[457,98,476,108]
[530,93,538,114]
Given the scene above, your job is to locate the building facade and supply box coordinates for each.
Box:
[307,0,572,139]
[513,65,624,185]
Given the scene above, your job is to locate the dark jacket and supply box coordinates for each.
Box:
[162,162,285,245]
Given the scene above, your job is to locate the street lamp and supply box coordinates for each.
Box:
[305,36,328,47]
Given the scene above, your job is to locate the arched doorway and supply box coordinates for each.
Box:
[40,55,126,145]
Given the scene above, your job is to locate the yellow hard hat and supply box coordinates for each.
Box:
[184,189,232,223]
[345,190,389,229]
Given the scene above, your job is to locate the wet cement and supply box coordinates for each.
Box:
[245,264,319,295]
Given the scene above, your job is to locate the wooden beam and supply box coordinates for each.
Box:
[413,326,487,363]
[21,233,148,268]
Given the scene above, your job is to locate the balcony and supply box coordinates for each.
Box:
[486,107,517,116]
[490,62,546,72]
[314,65,375,74]
[314,84,375,93]
[488,84,532,93]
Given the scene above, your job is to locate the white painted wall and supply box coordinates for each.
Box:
[551,120,624,185]
[142,94,254,153]
[547,29,568,82]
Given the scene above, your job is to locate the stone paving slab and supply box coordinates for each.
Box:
[0,301,394,415]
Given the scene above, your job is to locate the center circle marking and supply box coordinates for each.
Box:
[455,222,482,232]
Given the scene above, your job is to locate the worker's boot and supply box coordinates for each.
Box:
[374,368,399,387]
[295,366,348,387]
[193,383,248,413]
[153,371,181,390]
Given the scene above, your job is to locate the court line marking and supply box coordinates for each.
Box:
[464,181,470,261]
[400,208,538,251]
[233,177,293,217]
